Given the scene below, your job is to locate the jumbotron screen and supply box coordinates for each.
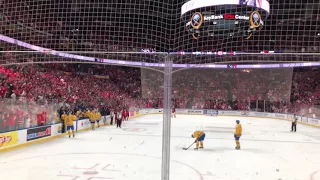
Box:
[182,0,270,39]
[181,0,270,16]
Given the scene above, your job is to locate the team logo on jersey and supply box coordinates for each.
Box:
[250,11,261,28]
[191,12,203,29]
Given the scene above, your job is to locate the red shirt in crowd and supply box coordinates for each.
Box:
[37,113,44,126]
[114,112,118,121]
[122,110,126,118]
[0,88,7,98]
[8,110,15,127]
[16,109,24,127]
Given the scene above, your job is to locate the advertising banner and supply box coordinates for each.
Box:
[77,119,91,131]
[252,112,269,117]
[27,126,51,141]
[274,114,287,119]
[287,114,294,119]
[187,110,203,114]
[144,109,163,114]
[301,117,308,123]
[308,118,319,125]
[0,131,18,148]
[204,110,218,115]
[219,111,239,115]
[176,109,185,113]
[241,111,250,116]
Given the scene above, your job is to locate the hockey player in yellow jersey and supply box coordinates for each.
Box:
[65,111,78,138]
[95,109,102,128]
[234,120,242,150]
[60,111,67,133]
[76,110,82,118]
[89,110,96,130]
[61,111,67,122]
[82,109,91,118]
[55,114,61,123]
[191,127,206,150]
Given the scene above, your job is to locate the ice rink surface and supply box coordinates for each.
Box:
[1,114,320,180]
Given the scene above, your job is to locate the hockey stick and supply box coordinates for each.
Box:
[183,141,195,150]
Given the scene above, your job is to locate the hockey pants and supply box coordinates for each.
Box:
[117,120,122,128]
[234,134,241,148]
[196,141,203,148]
[291,122,297,132]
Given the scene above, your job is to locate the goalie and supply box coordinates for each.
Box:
[191,127,206,150]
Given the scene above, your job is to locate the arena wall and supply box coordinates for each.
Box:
[139,109,320,128]
[0,115,113,152]
[1,109,319,152]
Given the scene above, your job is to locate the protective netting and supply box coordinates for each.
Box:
[0,0,319,64]
[141,68,294,109]
[0,98,59,133]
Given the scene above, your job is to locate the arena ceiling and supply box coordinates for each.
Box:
[0,0,319,64]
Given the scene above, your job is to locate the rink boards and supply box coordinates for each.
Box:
[140,108,320,127]
[0,115,112,152]
[1,109,319,152]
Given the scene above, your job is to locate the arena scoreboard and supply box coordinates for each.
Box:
[181,0,270,39]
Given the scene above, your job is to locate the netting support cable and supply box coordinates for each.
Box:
[1,51,320,56]
[161,56,172,180]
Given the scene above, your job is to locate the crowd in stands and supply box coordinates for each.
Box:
[0,63,319,133]
[0,1,319,135]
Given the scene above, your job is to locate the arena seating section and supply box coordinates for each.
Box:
[0,0,319,132]
[0,63,319,132]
